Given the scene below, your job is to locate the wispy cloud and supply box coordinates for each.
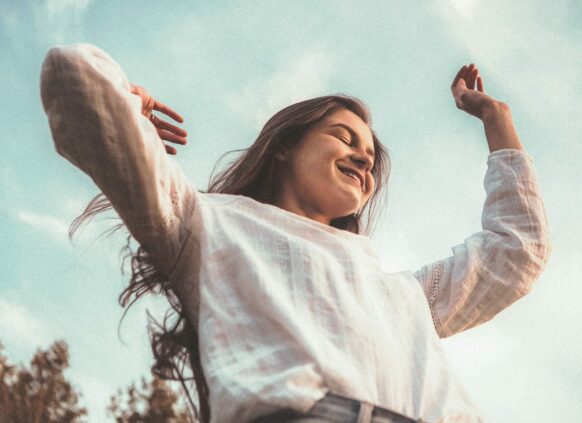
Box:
[445,0,477,20]
[16,209,70,241]
[432,0,582,140]
[40,0,93,44]
[67,370,117,422]
[44,0,92,17]
[442,321,582,421]
[227,44,335,130]
[0,0,94,47]
[0,297,52,348]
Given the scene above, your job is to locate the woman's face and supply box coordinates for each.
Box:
[275,108,375,225]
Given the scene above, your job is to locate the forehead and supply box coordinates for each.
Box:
[320,108,374,148]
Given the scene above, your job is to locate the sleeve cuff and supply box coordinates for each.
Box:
[487,148,534,165]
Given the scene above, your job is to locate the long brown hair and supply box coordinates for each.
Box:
[71,94,391,422]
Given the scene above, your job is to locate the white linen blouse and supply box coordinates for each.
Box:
[40,44,552,423]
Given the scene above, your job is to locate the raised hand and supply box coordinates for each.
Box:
[451,63,498,121]
[130,84,187,155]
[451,64,523,152]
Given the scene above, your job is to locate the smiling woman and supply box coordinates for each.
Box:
[203,94,390,235]
[40,43,551,423]
[273,108,380,226]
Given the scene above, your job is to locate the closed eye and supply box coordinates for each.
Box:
[335,135,350,145]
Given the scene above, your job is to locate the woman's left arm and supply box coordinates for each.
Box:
[413,65,552,338]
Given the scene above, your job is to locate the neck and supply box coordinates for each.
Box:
[274,186,331,226]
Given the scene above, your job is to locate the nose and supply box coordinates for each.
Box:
[350,153,373,172]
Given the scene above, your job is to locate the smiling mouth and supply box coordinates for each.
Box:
[337,166,363,191]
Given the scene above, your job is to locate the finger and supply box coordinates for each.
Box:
[470,67,480,90]
[150,114,187,137]
[463,64,475,87]
[144,96,156,113]
[165,144,177,155]
[131,85,155,113]
[452,76,467,92]
[130,83,147,96]
[465,65,476,89]
[459,63,474,88]
[157,128,188,145]
[477,76,485,93]
[473,70,481,89]
[451,65,468,89]
[153,100,184,123]
[152,116,188,137]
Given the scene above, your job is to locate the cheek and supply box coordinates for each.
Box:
[297,146,337,176]
[362,175,375,203]
[286,138,344,191]
[288,151,331,189]
[366,174,375,195]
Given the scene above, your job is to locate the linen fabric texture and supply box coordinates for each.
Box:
[40,44,552,423]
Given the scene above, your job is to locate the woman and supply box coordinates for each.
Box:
[40,44,551,423]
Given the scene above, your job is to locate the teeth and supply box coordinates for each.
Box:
[340,168,360,185]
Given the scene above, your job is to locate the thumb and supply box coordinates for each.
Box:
[454,77,467,90]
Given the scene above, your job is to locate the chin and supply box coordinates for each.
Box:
[317,182,362,219]
[329,200,360,220]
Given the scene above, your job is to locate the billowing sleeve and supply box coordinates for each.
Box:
[40,43,197,275]
[413,148,552,338]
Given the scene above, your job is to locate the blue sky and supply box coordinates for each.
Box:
[1,0,581,421]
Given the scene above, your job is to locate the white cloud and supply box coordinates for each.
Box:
[441,321,582,421]
[0,0,93,48]
[16,209,70,241]
[1,0,93,46]
[44,0,91,17]
[0,297,52,348]
[432,0,582,143]
[446,0,477,20]
[227,44,335,131]
[67,370,117,422]
[41,0,92,44]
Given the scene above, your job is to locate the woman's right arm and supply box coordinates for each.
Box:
[40,44,197,275]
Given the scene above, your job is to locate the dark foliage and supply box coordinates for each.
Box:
[0,340,87,423]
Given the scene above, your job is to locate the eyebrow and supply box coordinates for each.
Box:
[329,123,375,158]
